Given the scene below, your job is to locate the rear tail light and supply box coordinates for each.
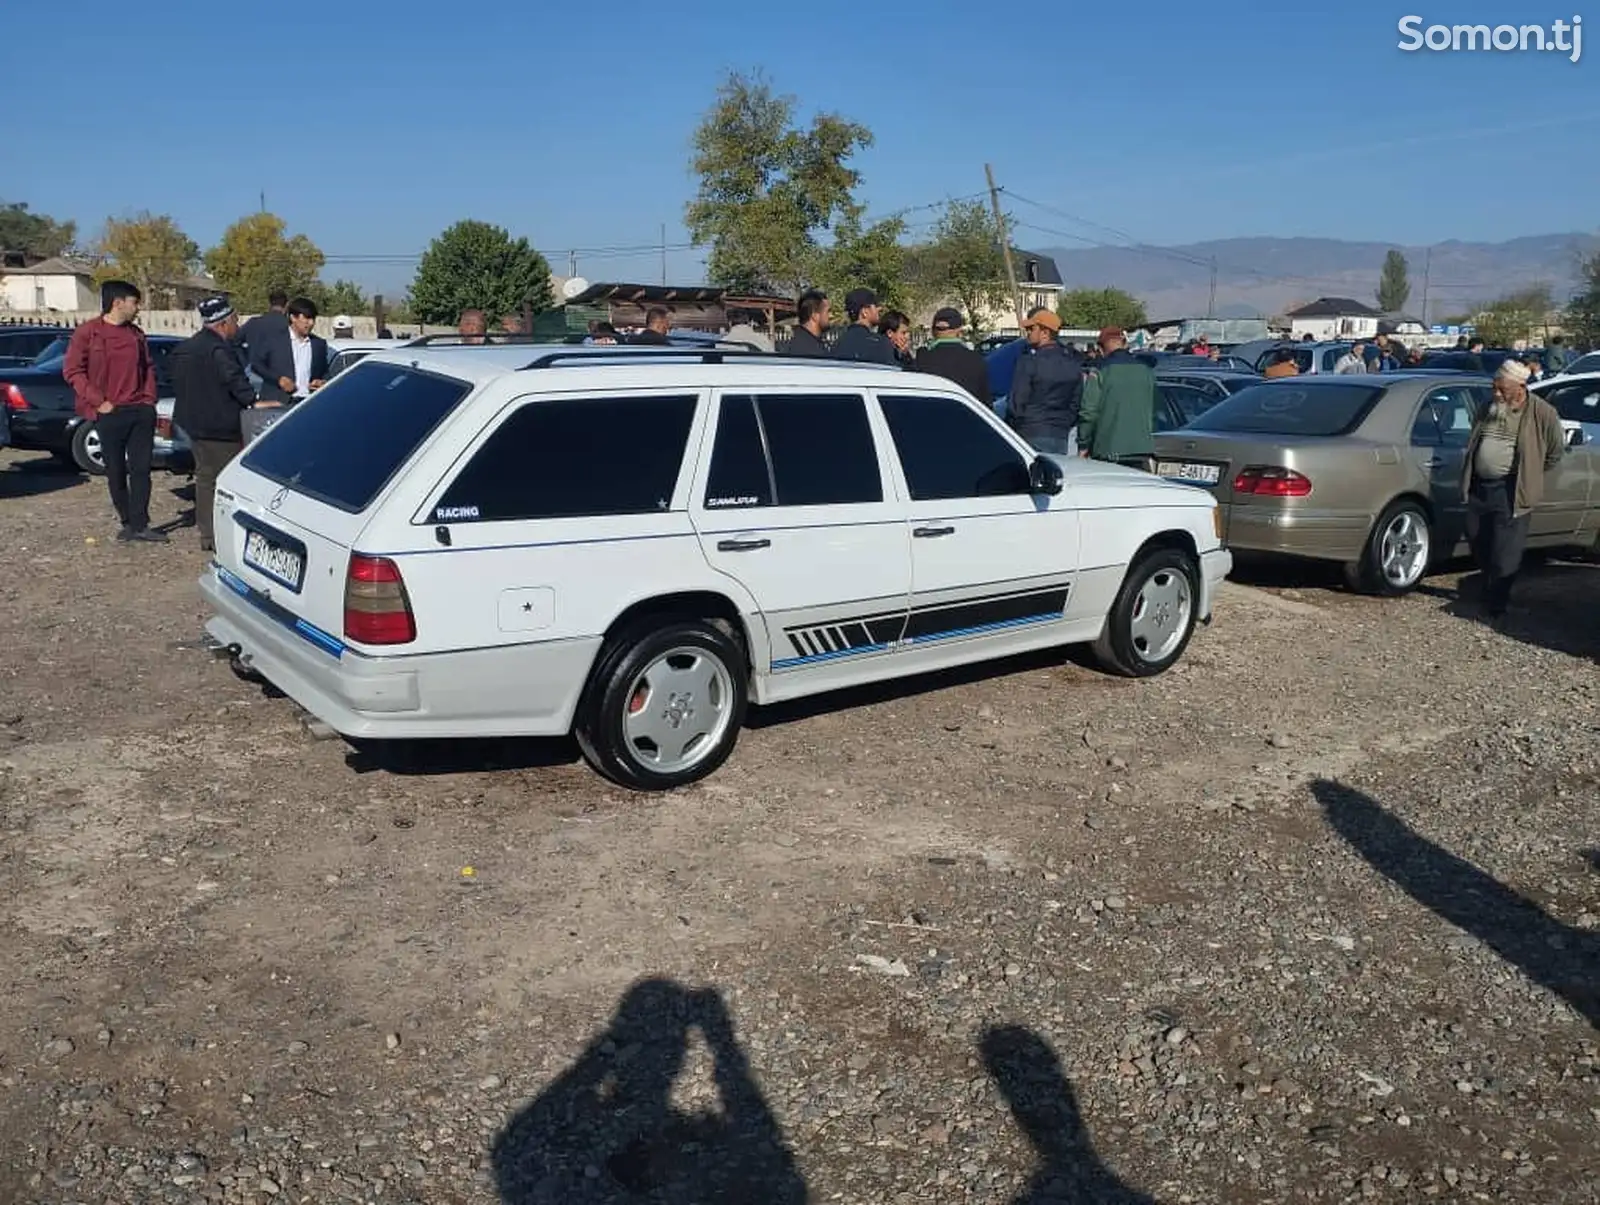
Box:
[343,554,416,644]
[4,384,26,411]
[1233,466,1313,497]
[155,415,173,439]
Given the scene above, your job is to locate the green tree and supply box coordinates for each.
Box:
[1564,250,1600,350]
[1473,283,1554,346]
[905,199,1011,332]
[1377,249,1411,312]
[0,201,77,261]
[808,212,907,310]
[685,70,875,295]
[314,278,371,315]
[1056,287,1147,330]
[95,212,199,307]
[408,220,553,326]
[203,213,325,313]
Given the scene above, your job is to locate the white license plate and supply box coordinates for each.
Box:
[242,529,304,590]
[1156,460,1222,486]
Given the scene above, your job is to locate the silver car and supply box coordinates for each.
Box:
[1153,373,1599,595]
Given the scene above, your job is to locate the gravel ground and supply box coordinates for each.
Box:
[1,447,1597,1204]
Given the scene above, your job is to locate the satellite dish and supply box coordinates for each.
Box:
[561,276,590,300]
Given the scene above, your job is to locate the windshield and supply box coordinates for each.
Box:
[240,362,473,513]
[1185,382,1386,436]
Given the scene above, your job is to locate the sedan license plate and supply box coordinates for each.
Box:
[1156,460,1222,486]
[242,529,304,590]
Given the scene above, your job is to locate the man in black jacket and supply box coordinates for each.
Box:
[173,297,260,551]
[831,288,899,365]
[1006,308,1082,454]
[787,290,831,356]
[633,306,672,345]
[913,308,991,404]
[249,296,331,402]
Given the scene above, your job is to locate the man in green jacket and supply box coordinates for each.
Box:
[1461,358,1566,618]
[1078,327,1156,470]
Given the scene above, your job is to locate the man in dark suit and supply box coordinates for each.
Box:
[248,296,330,403]
[239,290,288,365]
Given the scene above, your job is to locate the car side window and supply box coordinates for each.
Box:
[705,393,882,509]
[435,394,698,521]
[1162,383,1214,427]
[1414,386,1478,448]
[878,393,1030,499]
[1322,349,1343,372]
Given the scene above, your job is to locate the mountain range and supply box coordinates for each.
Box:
[1035,233,1598,323]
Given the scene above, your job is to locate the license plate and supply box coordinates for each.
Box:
[242,529,304,590]
[1156,460,1222,486]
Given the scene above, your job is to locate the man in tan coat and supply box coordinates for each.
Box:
[1461,359,1566,617]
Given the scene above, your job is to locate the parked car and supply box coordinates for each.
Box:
[1533,370,1600,446]
[1244,341,1355,375]
[1136,352,1257,372]
[1154,380,1228,432]
[1154,368,1263,403]
[1552,350,1600,377]
[0,325,73,369]
[1417,349,1517,375]
[202,345,1232,789]
[1152,373,1598,595]
[2,334,193,474]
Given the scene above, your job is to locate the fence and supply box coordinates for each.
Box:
[0,311,452,340]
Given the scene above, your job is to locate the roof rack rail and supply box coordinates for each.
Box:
[405,333,550,346]
[517,349,897,370]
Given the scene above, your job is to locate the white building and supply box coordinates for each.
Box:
[968,250,1066,334]
[1284,297,1383,341]
[0,257,98,313]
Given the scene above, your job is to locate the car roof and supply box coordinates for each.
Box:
[356,344,931,390]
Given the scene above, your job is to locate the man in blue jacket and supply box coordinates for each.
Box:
[1006,309,1082,455]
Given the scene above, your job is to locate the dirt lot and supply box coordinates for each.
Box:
[1,447,1597,1205]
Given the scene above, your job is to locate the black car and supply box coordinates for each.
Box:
[1154,379,1229,432]
[0,325,72,369]
[3,334,192,474]
[1154,369,1262,401]
[1418,349,1515,375]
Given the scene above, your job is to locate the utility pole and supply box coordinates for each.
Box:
[1207,257,1218,320]
[259,190,266,213]
[660,223,667,286]
[985,164,1026,331]
[568,250,577,279]
[1420,246,1432,329]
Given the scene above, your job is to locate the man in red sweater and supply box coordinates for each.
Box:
[64,280,167,542]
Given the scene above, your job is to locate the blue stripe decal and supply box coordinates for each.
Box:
[215,564,346,659]
[907,612,1060,644]
[771,641,892,670]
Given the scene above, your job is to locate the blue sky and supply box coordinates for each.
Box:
[9,0,1595,296]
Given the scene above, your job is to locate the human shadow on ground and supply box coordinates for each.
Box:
[491,979,807,1204]
[982,1026,1156,1204]
[1425,561,1600,663]
[0,453,83,498]
[1314,778,1599,1029]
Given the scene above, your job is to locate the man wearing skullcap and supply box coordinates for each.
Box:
[1461,358,1566,618]
[173,297,261,552]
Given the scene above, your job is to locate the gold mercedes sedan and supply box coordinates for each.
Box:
[1152,373,1599,595]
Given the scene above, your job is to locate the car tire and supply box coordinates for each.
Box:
[70,422,106,475]
[1092,547,1199,678]
[1350,499,1431,596]
[574,617,749,790]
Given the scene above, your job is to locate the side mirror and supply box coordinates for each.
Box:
[1566,426,1584,449]
[1029,454,1064,495]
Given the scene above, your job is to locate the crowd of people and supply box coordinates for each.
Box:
[54,276,1578,620]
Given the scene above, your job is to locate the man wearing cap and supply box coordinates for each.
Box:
[1078,327,1157,470]
[914,309,991,404]
[172,298,262,552]
[831,288,899,365]
[1006,308,1081,455]
[1461,359,1565,618]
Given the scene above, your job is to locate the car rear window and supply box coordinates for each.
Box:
[1186,382,1386,437]
[240,362,472,513]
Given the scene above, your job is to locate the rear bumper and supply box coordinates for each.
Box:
[1199,547,1232,620]
[1224,505,1371,563]
[199,564,598,739]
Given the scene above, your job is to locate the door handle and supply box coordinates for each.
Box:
[716,537,771,552]
[1422,457,1445,469]
[913,525,956,538]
